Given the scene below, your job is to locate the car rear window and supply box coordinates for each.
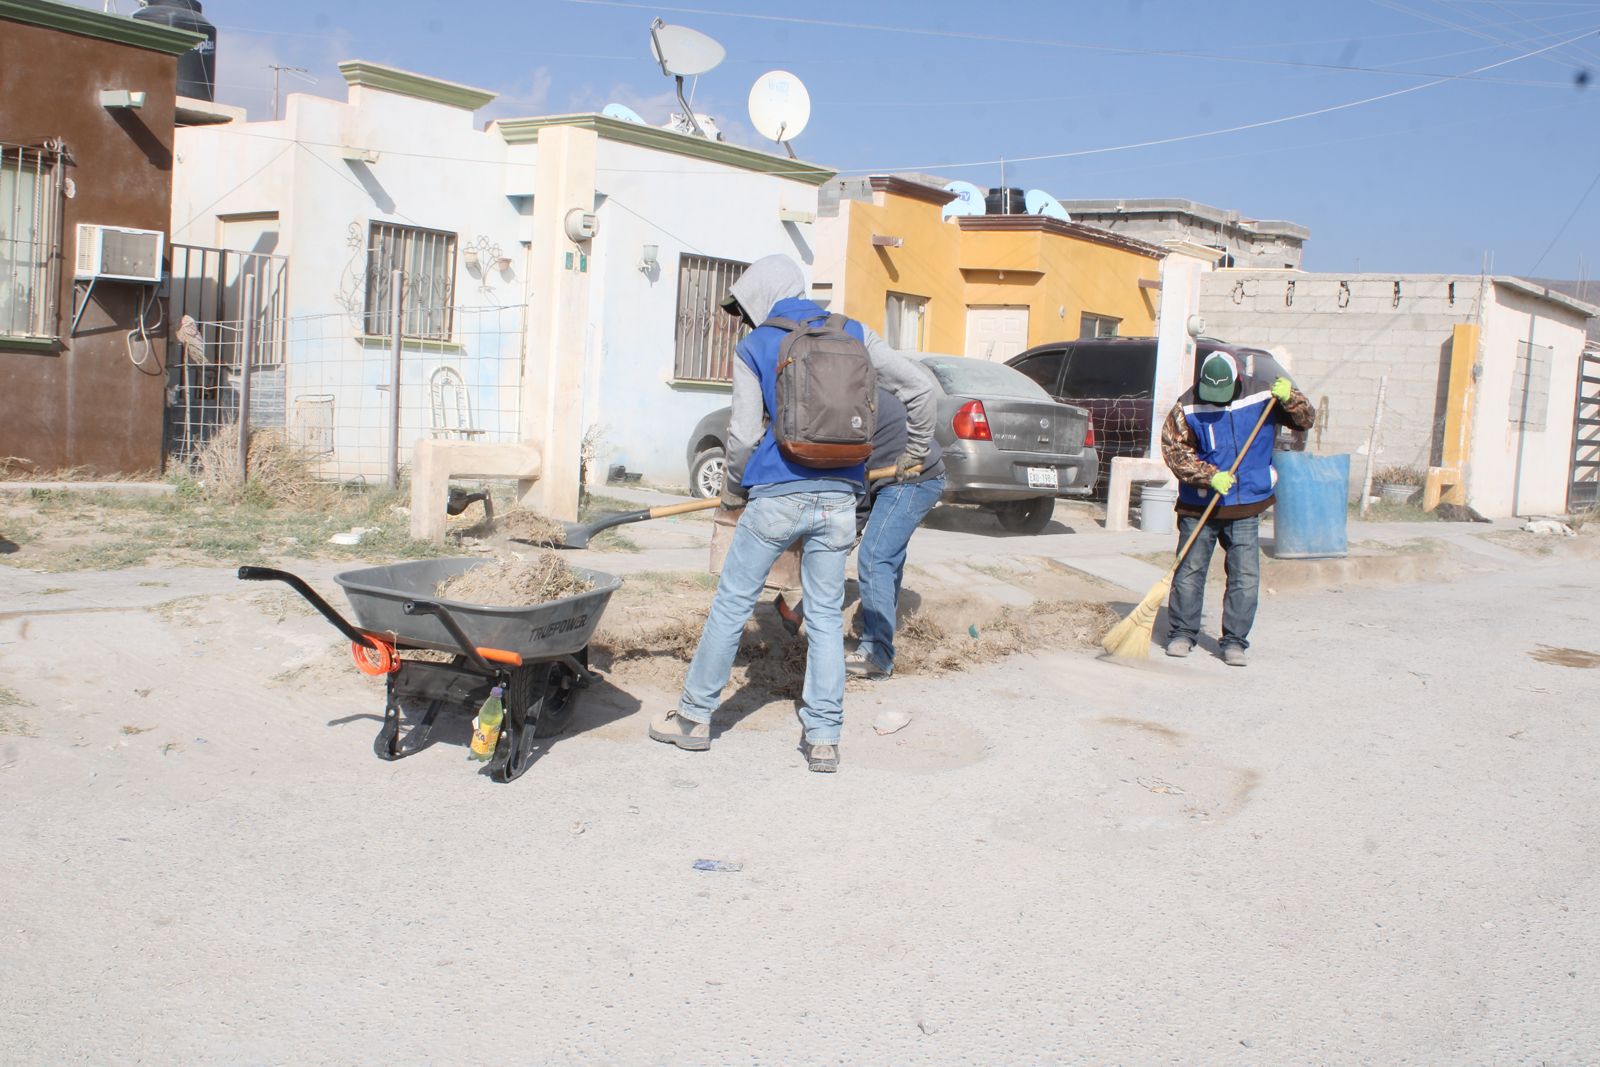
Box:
[921,357,1052,401]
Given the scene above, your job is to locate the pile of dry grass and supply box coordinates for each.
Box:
[487,507,567,546]
[192,423,330,508]
[894,600,1122,676]
[592,596,1121,699]
[437,553,592,606]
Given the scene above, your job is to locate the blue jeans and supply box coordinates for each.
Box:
[855,476,945,674]
[1166,513,1261,650]
[679,491,856,744]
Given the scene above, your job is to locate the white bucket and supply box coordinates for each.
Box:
[1139,484,1178,535]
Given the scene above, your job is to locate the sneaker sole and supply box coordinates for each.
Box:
[1165,645,1193,658]
[649,727,710,751]
[808,760,838,773]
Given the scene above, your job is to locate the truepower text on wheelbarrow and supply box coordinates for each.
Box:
[238,558,621,783]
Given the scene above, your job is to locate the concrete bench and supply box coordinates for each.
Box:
[1105,456,1177,532]
[410,440,542,542]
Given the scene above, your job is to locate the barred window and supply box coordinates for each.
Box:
[364,222,456,340]
[674,254,748,382]
[0,143,63,339]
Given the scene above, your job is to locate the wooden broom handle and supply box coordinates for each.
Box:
[1166,398,1279,576]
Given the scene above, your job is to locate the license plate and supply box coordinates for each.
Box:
[1026,466,1058,489]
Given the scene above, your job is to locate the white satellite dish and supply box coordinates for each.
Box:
[603,102,647,125]
[649,17,725,139]
[941,180,985,221]
[649,19,725,77]
[1024,188,1071,222]
[748,70,811,158]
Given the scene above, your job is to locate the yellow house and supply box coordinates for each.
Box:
[812,176,1164,359]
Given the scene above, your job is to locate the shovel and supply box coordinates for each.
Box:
[551,465,911,550]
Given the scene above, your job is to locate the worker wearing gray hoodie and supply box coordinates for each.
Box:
[649,254,935,771]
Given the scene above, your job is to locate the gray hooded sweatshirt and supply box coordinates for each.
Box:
[722,254,937,489]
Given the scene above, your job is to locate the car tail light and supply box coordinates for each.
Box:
[952,399,991,441]
[1084,417,1095,448]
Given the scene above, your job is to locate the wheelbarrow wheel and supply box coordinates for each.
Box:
[488,653,587,783]
[532,649,586,739]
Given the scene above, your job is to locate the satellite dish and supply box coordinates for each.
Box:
[603,102,647,125]
[649,19,725,77]
[941,180,985,221]
[1024,189,1071,222]
[649,18,725,140]
[748,71,811,158]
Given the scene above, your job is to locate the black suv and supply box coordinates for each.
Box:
[1005,336,1293,496]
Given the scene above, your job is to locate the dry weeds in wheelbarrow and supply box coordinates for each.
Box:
[436,553,592,606]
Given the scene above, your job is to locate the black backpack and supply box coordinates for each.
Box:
[762,314,877,468]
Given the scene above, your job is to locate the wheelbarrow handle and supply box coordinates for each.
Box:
[402,598,523,674]
[237,565,375,649]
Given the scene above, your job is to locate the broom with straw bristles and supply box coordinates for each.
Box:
[1101,397,1279,659]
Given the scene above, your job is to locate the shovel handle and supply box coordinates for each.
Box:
[666,464,915,518]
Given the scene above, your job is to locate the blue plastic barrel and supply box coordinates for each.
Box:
[1270,452,1350,558]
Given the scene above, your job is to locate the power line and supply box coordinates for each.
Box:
[1527,164,1600,275]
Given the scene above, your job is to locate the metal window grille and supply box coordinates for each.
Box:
[364,222,456,340]
[0,142,63,338]
[674,253,748,382]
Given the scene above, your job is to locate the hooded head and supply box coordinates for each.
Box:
[719,254,806,327]
[1197,352,1239,404]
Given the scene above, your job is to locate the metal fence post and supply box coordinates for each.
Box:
[388,268,404,491]
[237,272,257,482]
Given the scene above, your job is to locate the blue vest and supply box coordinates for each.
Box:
[1177,384,1277,510]
[737,297,868,489]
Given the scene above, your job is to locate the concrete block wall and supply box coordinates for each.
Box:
[1199,272,1478,495]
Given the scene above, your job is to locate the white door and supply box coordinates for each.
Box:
[964,304,1030,361]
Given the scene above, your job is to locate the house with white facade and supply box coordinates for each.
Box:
[1199,271,1597,517]
[170,61,832,520]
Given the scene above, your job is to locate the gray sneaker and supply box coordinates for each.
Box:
[806,742,839,773]
[649,710,710,751]
[844,650,888,679]
[1221,645,1248,667]
[1165,637,1195,658]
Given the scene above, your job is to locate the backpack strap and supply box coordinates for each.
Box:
[761,316,803,333]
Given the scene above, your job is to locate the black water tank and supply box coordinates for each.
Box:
[132,0,217,101]
[985,187,1027,215]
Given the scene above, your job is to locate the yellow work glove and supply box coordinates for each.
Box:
[1209,471,1236,495]
[1271,376,1293,403]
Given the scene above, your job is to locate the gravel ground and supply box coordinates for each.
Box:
[1,546,1596,1064]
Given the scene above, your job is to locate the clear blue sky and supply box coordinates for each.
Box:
[129,0,1600,277]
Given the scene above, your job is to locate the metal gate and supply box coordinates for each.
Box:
[164,244,289,467]
[1572,346,1600,512]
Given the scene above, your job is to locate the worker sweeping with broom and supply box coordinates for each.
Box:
[1102,352,1314,664]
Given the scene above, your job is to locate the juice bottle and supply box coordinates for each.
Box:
[468,686,505,761]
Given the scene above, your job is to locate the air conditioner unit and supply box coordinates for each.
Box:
[74,224,164,283]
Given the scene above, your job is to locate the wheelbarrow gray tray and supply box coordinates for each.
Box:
[334,557,622,659]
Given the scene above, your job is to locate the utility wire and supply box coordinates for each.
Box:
[1527,164,1600,275]
[173,143,293,233]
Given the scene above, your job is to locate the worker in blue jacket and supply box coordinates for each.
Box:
[1159,352,1315,666]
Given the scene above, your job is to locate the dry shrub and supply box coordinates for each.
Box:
[437,553,591,606]
[192,423,329,508]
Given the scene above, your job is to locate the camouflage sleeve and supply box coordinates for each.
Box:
[1160,403,1217,488]
[1278,385,1316,430]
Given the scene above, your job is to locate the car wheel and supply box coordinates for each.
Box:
[994,497,1055,535]
[690,447,726,499]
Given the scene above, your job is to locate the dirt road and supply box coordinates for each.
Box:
[2,548,1597,1063]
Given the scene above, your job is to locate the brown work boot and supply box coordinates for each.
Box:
[649,710,710,751]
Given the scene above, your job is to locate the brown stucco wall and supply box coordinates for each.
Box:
[0,19,179,475]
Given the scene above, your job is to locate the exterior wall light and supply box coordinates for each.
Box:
[639,243,659,273]
[100,90,147,110]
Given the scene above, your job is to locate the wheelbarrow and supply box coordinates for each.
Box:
[239,558,622,783]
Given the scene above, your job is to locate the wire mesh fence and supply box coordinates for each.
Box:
[164,294,525,485]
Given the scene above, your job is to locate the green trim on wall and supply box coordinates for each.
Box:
[356,334,466,353]
[494,114,836,186]
[0,335,62,352]
[338,61,497,112]
[0,0,203,55]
